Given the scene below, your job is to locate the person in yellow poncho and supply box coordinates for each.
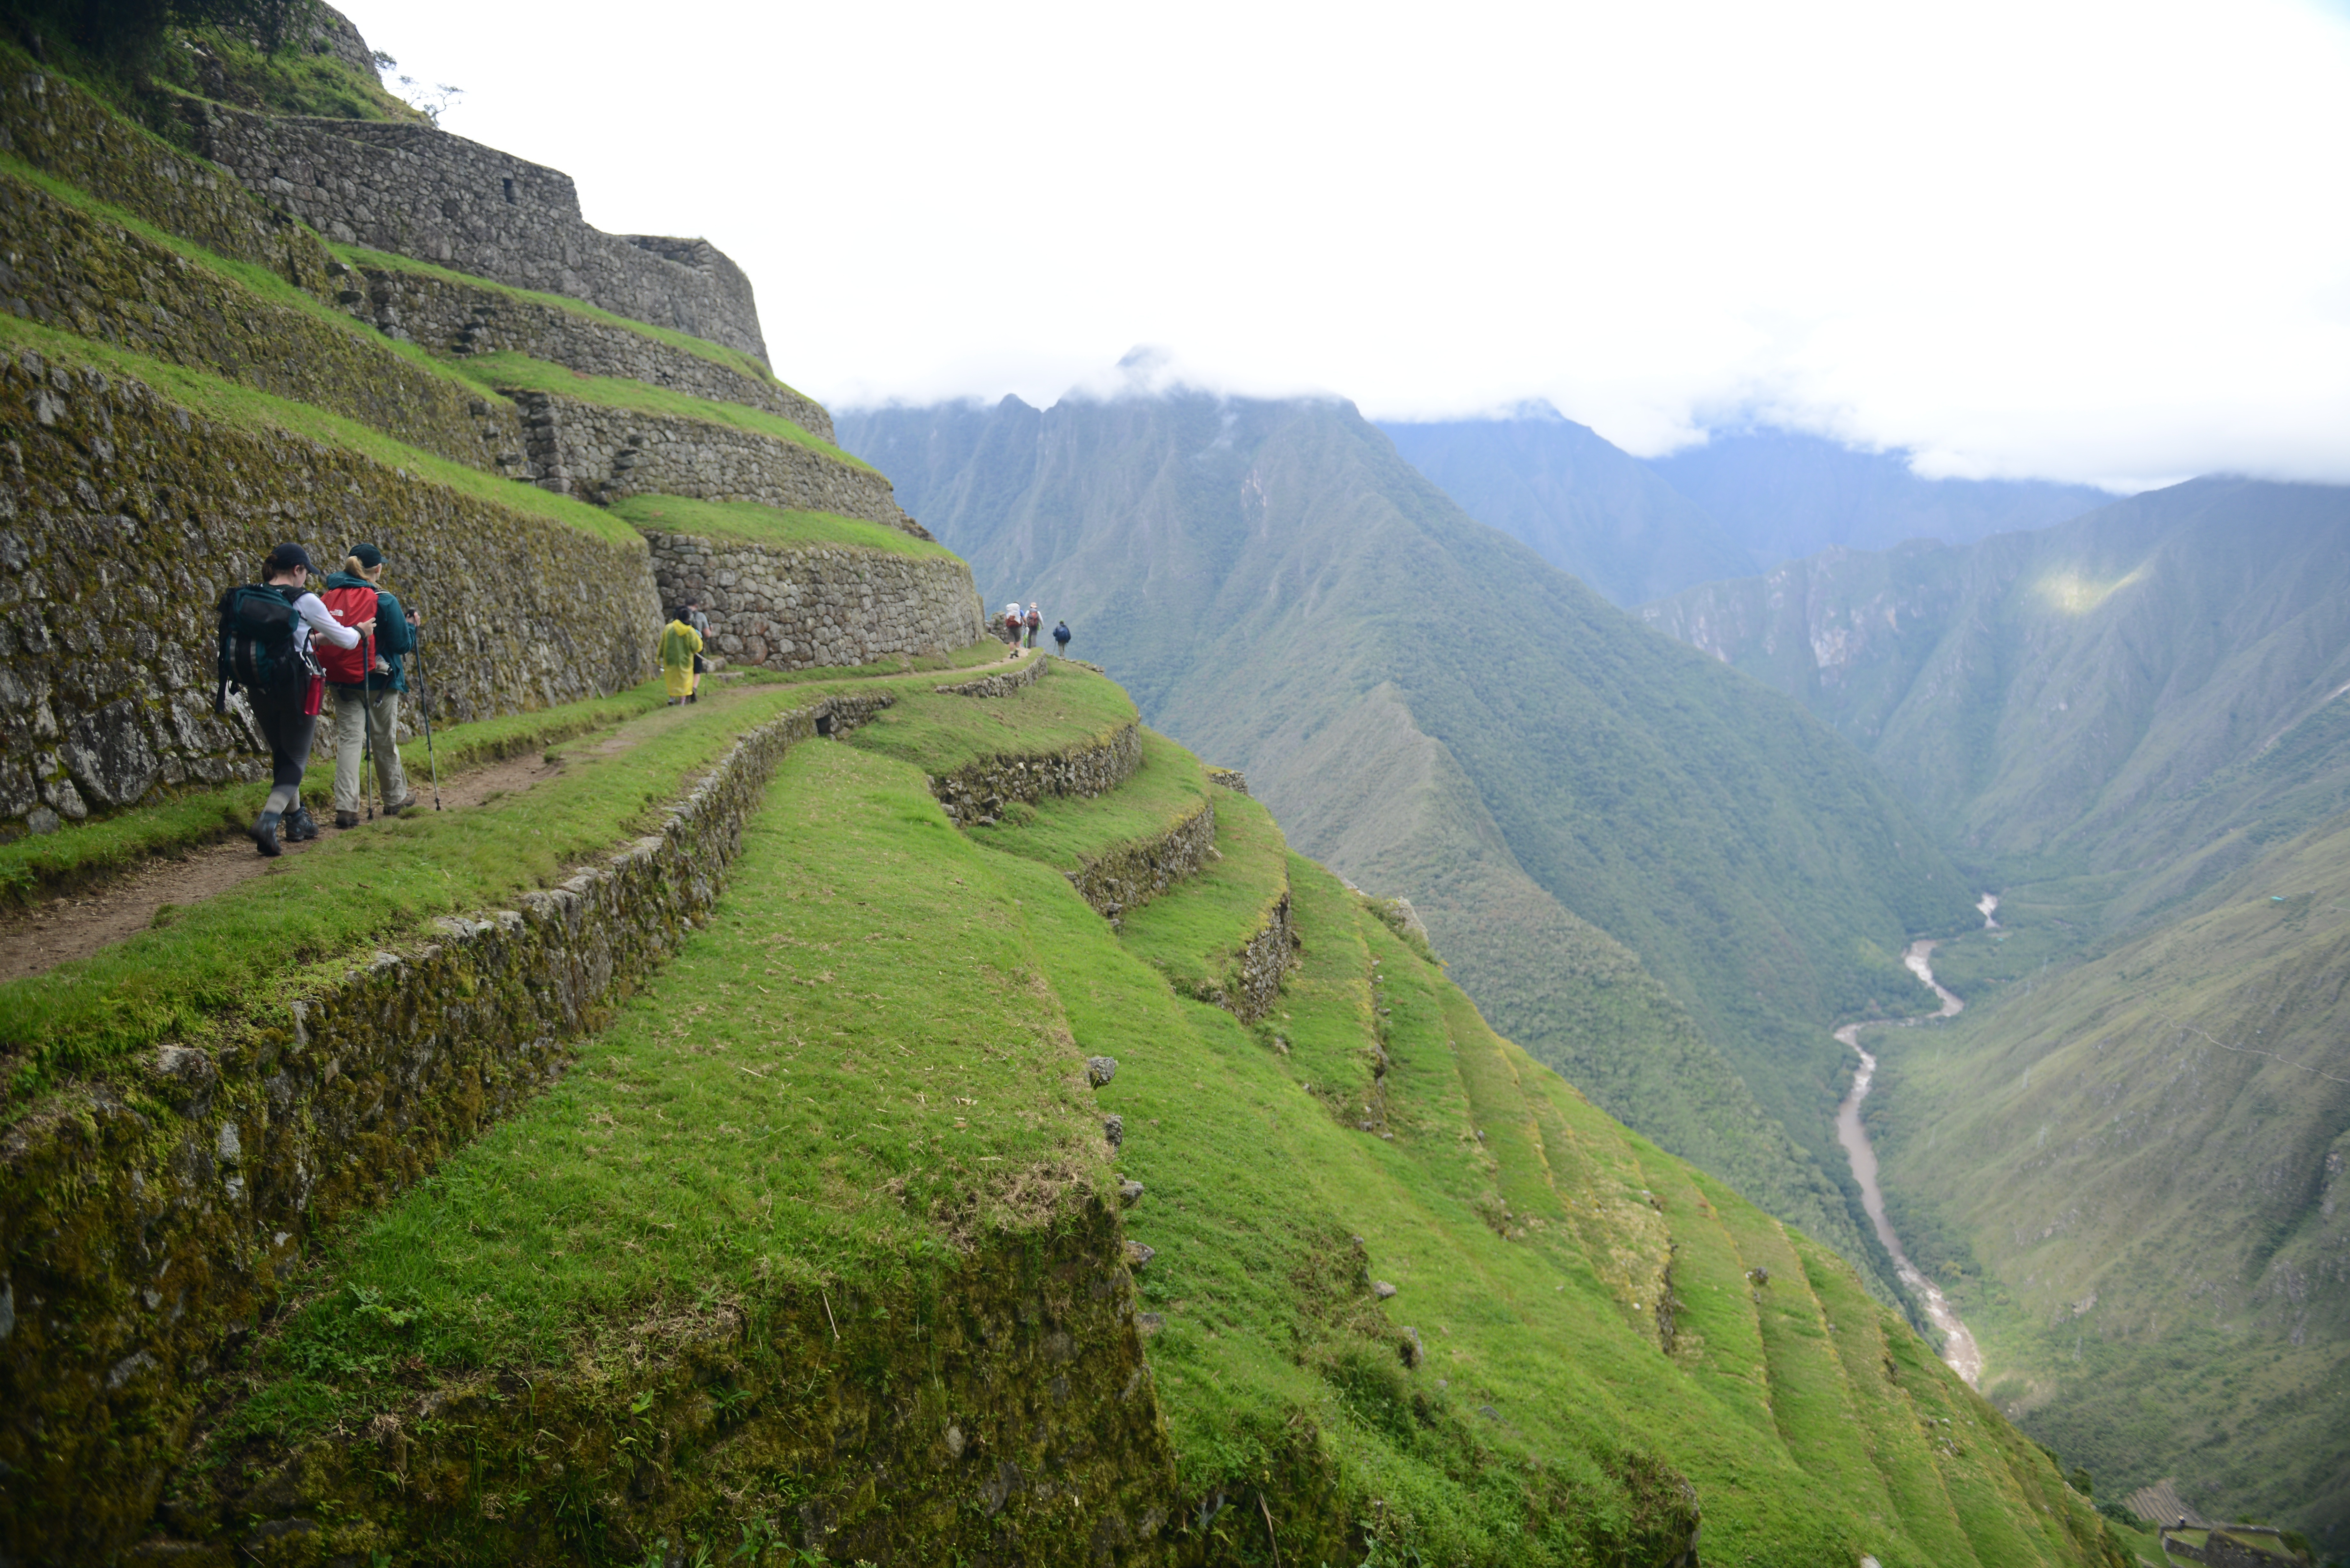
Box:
[659,607,704,704]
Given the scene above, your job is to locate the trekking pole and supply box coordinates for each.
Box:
[408,610,442,810]
[360,627,377,823]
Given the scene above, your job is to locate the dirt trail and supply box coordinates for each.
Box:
[0,652,1042,984]
[0,748,571,985]
[1833,935,1986,1387]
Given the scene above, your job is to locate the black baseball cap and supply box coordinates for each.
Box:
[266,542,314,572]
[350,542,384,568]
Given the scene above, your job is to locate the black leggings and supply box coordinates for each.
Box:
[253,692,318,816]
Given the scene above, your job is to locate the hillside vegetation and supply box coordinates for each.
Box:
[147,670,2124,1566]
[840,393,1979,1304]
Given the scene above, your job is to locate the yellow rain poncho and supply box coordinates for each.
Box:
[659,617,703,700]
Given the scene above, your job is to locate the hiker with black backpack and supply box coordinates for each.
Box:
[215,543,370,856]
[318,543,417,827]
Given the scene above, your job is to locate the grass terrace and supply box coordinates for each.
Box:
[964,728,1211,872]
[610,493,956,561]
[331,244,795,396]
[453,350,871,470]
[1115,788,1290,1002]
[0,312,640,548]
[0,670,974,1099]
[844,660,1139,780]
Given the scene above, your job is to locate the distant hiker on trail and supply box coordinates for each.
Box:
[660,606,704,705]
[217,543,368,857]
[1024,603,1042,650]
[1003,602,1024,647]
[319,543,417,828]
[1053,619,1071,656]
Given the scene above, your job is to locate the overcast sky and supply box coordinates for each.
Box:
[345,0,2350,490]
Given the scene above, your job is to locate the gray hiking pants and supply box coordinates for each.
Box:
[331,686,408,812]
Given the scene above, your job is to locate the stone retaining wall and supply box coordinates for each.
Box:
[0,171,523,474]
[1229,883,1297,1023]
[0,338,658,831]
[936,654,1045,697]
[1066,794,1215,923]
[644,531,984,674]
[182,101,769,366]
[343,260,831,439]
[0,689,890,1560]
[0,62,329,284]
[930,721,1145,826]
[516,390,910,530]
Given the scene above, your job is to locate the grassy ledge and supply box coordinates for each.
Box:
[611,493,955,561]
[1116,787,1289,998]
[0,153,513,417]
[0,310,639,548]
[451,350,871,471]
[845,660,1139,780]
[966,728,1212,871]
[0,672,962,1099]
[330,243,796,395]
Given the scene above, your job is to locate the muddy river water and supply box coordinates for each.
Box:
[1833,932,1988,1387]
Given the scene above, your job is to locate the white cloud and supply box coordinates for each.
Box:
[344,0,2350,489]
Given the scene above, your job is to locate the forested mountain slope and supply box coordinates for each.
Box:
[1641,479,2350,906]
[1376,406,1751,605]
[1644,428,2111,569]
[841,394,1979,1297]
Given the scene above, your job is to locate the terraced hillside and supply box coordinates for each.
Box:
[0,661,2115,1566]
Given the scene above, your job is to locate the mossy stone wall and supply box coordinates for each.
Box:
[0,171,523,473]
[1066,794,1216,923]
[0,60,329,284]
[351,261,830,439]
[517,391,910,531]
[0,338,659,828]
[183,102,770,366]
[646,530,984,673]
[0,690,892,1562]
[935,653,1046,697]
[930,720,1145,826]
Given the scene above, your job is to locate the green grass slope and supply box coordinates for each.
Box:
[838,393,1977,1304]
[164,690,2124,1566]
[1866,810,2350,1539]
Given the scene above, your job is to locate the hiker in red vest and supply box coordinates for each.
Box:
[318,544,418,826]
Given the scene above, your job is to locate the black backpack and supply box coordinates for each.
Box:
[214,584,304,710]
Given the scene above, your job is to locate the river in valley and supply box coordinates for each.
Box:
[1833,932,1987,1387]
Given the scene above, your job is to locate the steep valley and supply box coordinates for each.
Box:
[0,14,2155,1565]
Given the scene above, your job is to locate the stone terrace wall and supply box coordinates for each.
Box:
[646,530,984,673]
[184,101,771,366]
[0,688,891,1560]
[0,62,327,283]
[0,338,658,830]
[521,391,911,531]
[347,260,832,440]
[1066,794,1215,923]
[1229,884,1297,1023]
[936,654,1045,698]
[0,171,524,474]
[929,720,1145,826]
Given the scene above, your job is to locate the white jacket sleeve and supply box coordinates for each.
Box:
[293,591,361,649]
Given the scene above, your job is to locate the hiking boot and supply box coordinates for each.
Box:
[286,807,320,842]
[251,812,284,857]
[336,810,360,829]
[383,795,418,817]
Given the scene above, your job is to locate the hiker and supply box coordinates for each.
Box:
[1024,603,1042,650]
[222,543,369,856]
[684,596,711,699]
[659,605,704,705]
[1052,619,1071,656]
[1002,601,1024,646]
[319,544,417,827]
